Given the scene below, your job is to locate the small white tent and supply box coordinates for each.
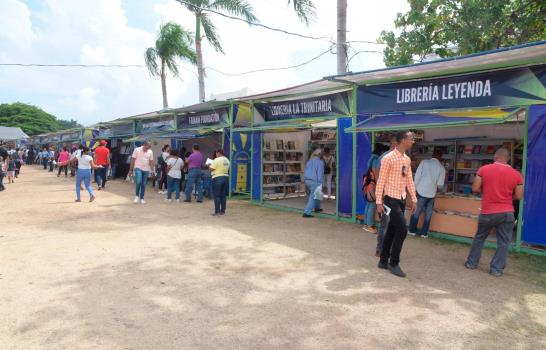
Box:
[0,126,29,141]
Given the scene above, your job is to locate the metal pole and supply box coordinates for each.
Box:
[516,107,529,252]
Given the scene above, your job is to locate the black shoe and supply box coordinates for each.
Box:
[183,200,191,203]
[377,261,388,269]
[196,200,203,203]
[302,214,313,218]
[314,208,323,213]
[388,264,406,278]
[464,262,477,270]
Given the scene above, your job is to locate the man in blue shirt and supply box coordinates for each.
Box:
[303,148,324,218]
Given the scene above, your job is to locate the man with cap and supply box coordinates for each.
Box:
[93,140,110,190]
[184,143,204,203]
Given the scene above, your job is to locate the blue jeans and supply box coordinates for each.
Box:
[212,176,228,213]
[185,168,203,201]
[95,166,107,188]
[134,168,149,199]
[466,212,515,274]
[76,169,93,200]
[409,193,435,236]
[43,158,48,169]
[166,176,181,200]
[304,180,321,215]
[364,201,377,226]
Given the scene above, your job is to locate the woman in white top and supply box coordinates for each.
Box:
[70,146,103,202]
[165,149,184,202]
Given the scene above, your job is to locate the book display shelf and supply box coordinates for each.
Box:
[263,139,305,200]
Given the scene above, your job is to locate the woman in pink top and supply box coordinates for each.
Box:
[57,147,70,177]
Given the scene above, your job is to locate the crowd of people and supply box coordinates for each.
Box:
[357,130,523,279]
[5,132,524,278]
[23,140,230,216]
[0,144,29,191]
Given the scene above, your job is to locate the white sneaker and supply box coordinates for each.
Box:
[164,198,172,203]
[140,199,146,204]
[421,235,428,239]
[133,196,139,204]
[176,199,180,203]
[407,231,416,236]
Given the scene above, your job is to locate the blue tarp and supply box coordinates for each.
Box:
[522,105,546,246]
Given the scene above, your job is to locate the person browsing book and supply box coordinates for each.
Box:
[465,148,523,277]
[302,148,324,218]
[408,149,446,238]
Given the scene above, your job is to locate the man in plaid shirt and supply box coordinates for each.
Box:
[375,131,417,278]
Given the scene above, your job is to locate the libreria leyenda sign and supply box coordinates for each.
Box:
[358,64,546,113]
[396,80,492,104]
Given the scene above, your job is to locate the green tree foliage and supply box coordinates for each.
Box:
[0,102,82,136]
[379,0,546,67]
[145,22,196,108]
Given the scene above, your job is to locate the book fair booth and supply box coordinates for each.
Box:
[158,101,253,196]
[336,42,546,255]
[236,81,357,218]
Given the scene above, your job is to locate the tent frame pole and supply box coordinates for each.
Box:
[516,107,529,252]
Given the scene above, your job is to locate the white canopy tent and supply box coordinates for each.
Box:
[0,126,29,141]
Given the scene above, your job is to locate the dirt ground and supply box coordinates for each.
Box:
[1,166,545,350]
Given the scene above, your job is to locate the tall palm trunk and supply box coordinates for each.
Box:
[161,60,168,108]
[195,13,206,102]
[337,0,348,74]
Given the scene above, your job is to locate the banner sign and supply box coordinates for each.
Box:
[137,118,175,133]
[254,92,351,122]
[177,108,229,128]
[358,64,546,113]
[98,128,112,138]
[113,123,134,136]
[50,134,60,142]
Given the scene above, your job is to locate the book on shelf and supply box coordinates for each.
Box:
[485,145,497,154]
[463,145,473,154]
[472,145,482,154]
[275,140,284,150]
[457,145,465,154]
[264,141,271,150]
[286,141,296,150]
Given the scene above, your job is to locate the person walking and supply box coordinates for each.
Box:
[6,154,15,184]
[210,149,230,216]
[93,140,110,190]
[184,144,204,203]
[129,141,155,204]
[408,149,446,238]
[13,148,23,178]
[375,131,417,278]
[41,147,49,170]
[375,134,398,256]
[302,148,324,218]
[70,147,102,202]
[165,149,184,203]
[322,147,335,199]
[57,147,70,177]
[465,148,523,277]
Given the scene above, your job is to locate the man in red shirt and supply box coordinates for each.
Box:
[93,140,110,190]
[465,148,523,277]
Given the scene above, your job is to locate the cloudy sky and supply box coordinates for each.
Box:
[0,0,409,125]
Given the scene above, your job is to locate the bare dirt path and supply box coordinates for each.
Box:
[1,166,545,350]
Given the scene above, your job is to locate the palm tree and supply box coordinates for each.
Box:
[145,22,197,109]
[176,0,257,102]
[287,0,316,24]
